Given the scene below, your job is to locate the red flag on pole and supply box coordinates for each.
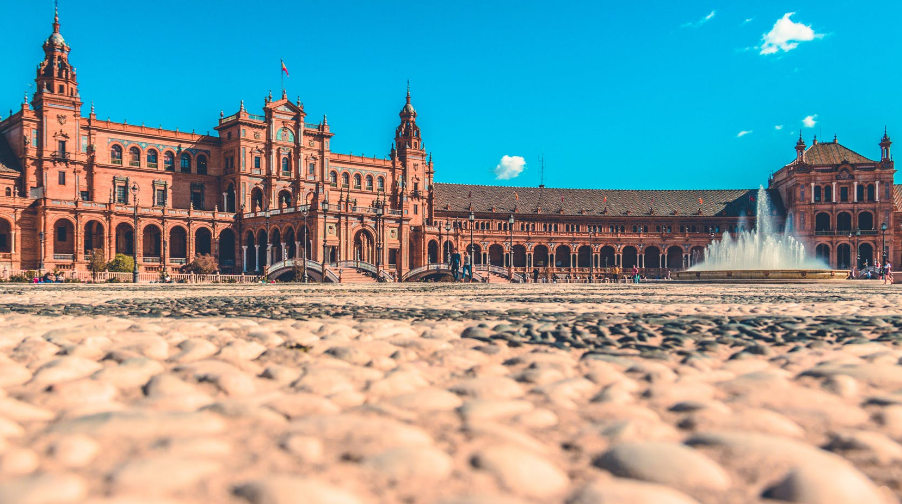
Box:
[281,60,290,77]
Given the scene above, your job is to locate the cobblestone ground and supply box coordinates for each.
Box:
[1,282,901,504]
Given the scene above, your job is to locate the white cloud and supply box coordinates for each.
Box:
[775,125,783,130]
[682,10,716,28]
[742,18,754,25]
[494,155,526,180]
[759,13,823,55]
[802,114,818,128]
[737,130,753,138]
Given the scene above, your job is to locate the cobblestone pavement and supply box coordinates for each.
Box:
[0,283,900,504]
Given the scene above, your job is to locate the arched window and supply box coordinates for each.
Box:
[110,145,122,165]
[857,184,865,202]
[146,149,158,168]
[180,153,191,173]
[823,185,832,203]
[377,176,385,191]
[867,184,876,201]
[128,147,140,167]
[4,188,10,196]
[814,185,822,202]
[341,172,349,187]
[281,157,290,176]
[353,174,362,189]
[366,175,374,191]
[329,171,338,187]
[163,152,175,171]
[197,155,208,175]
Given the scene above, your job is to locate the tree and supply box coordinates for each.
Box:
[87,248,105,281]
[106,253,134,273]
[187,254,218,274]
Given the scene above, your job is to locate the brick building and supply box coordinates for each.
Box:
[0,12,896,282]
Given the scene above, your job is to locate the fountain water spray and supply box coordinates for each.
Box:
[691,186,828,271]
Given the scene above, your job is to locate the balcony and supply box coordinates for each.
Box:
[248,114,265,121]
[111,159,122,165]
[143,256,161,264]
[148,162,158,169]
[305,123,320,129]
[51,151,70,161]
[171,258,187,265]
[53,254,74,261]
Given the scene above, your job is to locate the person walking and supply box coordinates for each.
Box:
[462,251,473,282]
[632,265,640,284]
[532,267,539,283]
[885,261,893,285]
[450,250,461,281]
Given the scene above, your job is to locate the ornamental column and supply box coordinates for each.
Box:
[254,244,260,271]
[242,245,247,273]
[281,242,286,262]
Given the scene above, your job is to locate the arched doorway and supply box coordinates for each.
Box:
[667,246,684,269]
[195,228,212,256]
[170,227,188,263]
[467,243,482,265]
[859,243,874,269]
[489,244,505,266]
[250,187,265,212]
[245,231,257,271]
[599,246,616,269]
[644,246,661,268]
[443,240,454,263]
[83,221,104,256]
[271,228,283,263]
[512,244,527,268]
[142,224,162,260]
[257,229,269,266]
[858,212,874,231]
[0,218,11,254]
[115,223,134,255]
[354,229,375,263]
[53,219,75,258]
[622,246,638,268]
[533,245,549,267]
[226,184,236,213]
[554,245,571,268]
[815,244,830,265]
[836,243,851,269]
[427,240,439,264]
[577,245,592,268]
[815,213,831,232]
[837,212,852,232]
[277,190,292,210]
[689,246,705,267]
[298,226,312,259]
[219,229,236,268]
[284,227,296,259]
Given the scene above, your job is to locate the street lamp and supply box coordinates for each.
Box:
[38,231,45,272]
[301,197,310,283]
[468,210,475,282]
[444,221,452,263]
[322,199,329,273]
[856,228,861,272]
[508,214,514,277]
[881,222,888,266]
[375,198,384,278]
[130,182,139,283]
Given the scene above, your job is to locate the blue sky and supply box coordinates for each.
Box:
[2,0,899,190]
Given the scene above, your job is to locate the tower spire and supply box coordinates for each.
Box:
[53,0,60,33]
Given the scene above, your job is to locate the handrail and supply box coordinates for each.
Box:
[336,260,377,274]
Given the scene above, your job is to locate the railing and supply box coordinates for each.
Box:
[171,258,187,264]
[220,113,238,123]
[50,200,76,206]
[148,162,158,169]
[0,253,12,261]
[129,161,140,167]
[815,230,835,235]
[387,209,403,216]
[400,263,485,282]
[248,114,265,121]
[143,256,161,264]
[223,260,235,266]
[52,254,74,261]
[51,151,70,161]
[305,123,320,129]
[336,260,377,275]
[111,158,122,165]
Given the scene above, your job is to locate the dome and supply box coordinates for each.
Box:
[402,102,416,114]
[47,32,65,46]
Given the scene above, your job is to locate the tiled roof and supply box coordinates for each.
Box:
[434,183,783,218]
[793,141,875,166]
[893,185,902,212]
[0,134,21,174]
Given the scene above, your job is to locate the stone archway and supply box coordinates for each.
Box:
[354,229,376,263]
[644,246,661,268]
[599,246,616,269]
[169,227,188,262]
[115,223,134,255]
[577,245,592,268]
[219,229,236,268]
[554,245,571,268]
[244,231,257,272]
[512,244,527,268]
[83,221,104,257]
[622,246,638,268]
[533,245,549,267]
[53,218,75,257]
[142,224,162,259]
[667,246,684,269]
[195,228,212,256]
[489,244,505,267]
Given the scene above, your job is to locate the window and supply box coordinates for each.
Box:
[353,174,361,189]
[80,190,89,201]
[197,155,208,175]
[57,226,67,242]
[191,188,203,210]
[129,147,140,167]
[366,175,373,191]
[867,184,875,202]
[115,185,127,204]
[857,184,865,201]
[164,152,175,171]
[814,186,821,202]
[377,176,385,191]
[840,186,849,202]
[824,185,832,203]
[111,145,123,165]
[308,162,315,175]
[227,131,232,140]
[329,171,338,187]
[5,188,11,197]
[58,171,65,185]
[414,204,418,215]
[254,156,261,173]
[341,173,349,187]
[281,157,290,176]
[155,188,166,206]
[241,148,246,170]
[180,153,191,173]
[147,149,158,168]
[81,135,88,153]
[31,129,38,147]
[57,140,67,154]
[241,129,246,137]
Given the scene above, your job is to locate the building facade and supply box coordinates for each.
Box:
[0,13,896,281]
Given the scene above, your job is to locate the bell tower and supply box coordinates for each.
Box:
[880,128,892,163]
[34,5,81,111]
[394,83,428,201]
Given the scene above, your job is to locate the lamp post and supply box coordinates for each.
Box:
[130,181,140,283]
[856,228,861,271]
[468,210,475,282]
[881,222,888,266]
[322,199,329,274]
[38,231,45,272]
[375,198,384,278]
[301,199,309,283]
[444,221,452,263]
[590,230,596,282]
[508,214,514,278]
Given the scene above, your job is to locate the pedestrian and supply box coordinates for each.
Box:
[532,267,539,283]
[462,251,472,282]
[450,250,461,281]
[632,265,640,284]
[885,261,893,285]
[338,268,343,283]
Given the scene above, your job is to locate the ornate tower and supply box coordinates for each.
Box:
[33,6,81,112]
[394,84,427,201]
[880,128,892,163]
[795,132,806,164]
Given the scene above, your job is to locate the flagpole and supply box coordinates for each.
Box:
[280,59,284,95]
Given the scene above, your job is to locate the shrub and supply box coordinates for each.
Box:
[186,254,218,274]
[87,248,106,275]
[106,277,123,283]
[8,274,30,283]
[106,254,134,273]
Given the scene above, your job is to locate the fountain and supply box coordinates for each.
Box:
[674,186,847,282]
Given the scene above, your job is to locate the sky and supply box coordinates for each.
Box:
[1,0,900,190]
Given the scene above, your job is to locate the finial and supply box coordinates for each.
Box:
[53,0,60,29]
[322,114,327,125]
[240,100,245,112]
[282,88,287,100]
[296,96,300,106]
[406,79,411,103]
[834,133,837,143]
[23,91,27,104]
[90,101,94,114]
[268,90,272,101]
[220,110,224,119]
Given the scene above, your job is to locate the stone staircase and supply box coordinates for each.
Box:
[335,268,378,283]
